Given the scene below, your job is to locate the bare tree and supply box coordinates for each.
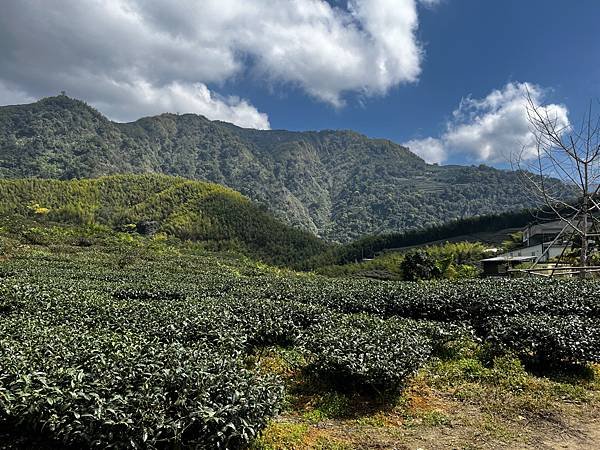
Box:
[513,90,600,277]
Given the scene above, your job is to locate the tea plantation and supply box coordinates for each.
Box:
[1,247,599,448]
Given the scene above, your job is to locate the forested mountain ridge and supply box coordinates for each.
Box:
[1,95,544,242]
[0,174,329,265]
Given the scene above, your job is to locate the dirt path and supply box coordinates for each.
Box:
[538,419,600,450]
[260,412,600,449]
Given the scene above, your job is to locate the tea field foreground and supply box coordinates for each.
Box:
[0,243,599,449]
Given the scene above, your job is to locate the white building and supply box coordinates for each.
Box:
[481,220,574,275]
[504,241,569,262]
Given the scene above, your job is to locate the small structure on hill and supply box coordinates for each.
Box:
[481,255,536,277]
[136,220,160,236]
[506,220,572,262]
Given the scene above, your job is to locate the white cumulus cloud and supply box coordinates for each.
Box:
[405,82,570,164]
[404,137,445,164]
[91,81,271,129]
[0,0,429,127]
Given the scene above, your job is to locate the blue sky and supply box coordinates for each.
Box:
[1,0,599,166]
[232,0,600,164]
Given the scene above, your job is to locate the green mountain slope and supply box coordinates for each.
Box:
[1,95,547,242]
[0,174,329,265]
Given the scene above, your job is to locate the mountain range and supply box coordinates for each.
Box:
[0,96,543,242]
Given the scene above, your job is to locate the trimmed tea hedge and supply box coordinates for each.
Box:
[306,315,434,389]
[484,314,600,364]
[1,251,599,447]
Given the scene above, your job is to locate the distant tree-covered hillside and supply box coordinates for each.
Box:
[309,209,536,267]
[0,95,563,241]
[0,174,330,266]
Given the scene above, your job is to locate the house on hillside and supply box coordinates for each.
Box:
[480,219,578,276]
[522,220,572,247]
[507,220,573,261]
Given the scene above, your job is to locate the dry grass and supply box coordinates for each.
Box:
[251,343,600,450]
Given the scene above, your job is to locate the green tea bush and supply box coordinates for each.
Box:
[220,299,330,349]
[0,331,283,448]
[245,277,600,365]
[305,315,433,389]
[484,315,600,364]
[0,297,284,448]
[112,288,184,301]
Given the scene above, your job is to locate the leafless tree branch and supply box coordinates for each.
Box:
[513,90,600,276]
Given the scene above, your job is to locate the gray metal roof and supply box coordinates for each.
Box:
[480,255,537,262]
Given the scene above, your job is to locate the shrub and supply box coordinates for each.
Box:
[306,315,433,389]
[0,300,284,448]
[484,314,600,364]
[0,335,283,448]
[400,251,443,281]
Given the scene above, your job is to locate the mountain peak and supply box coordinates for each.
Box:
[36,94,98,112]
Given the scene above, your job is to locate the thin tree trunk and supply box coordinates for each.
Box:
[581,163,589,278]
[581,199,588,278]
